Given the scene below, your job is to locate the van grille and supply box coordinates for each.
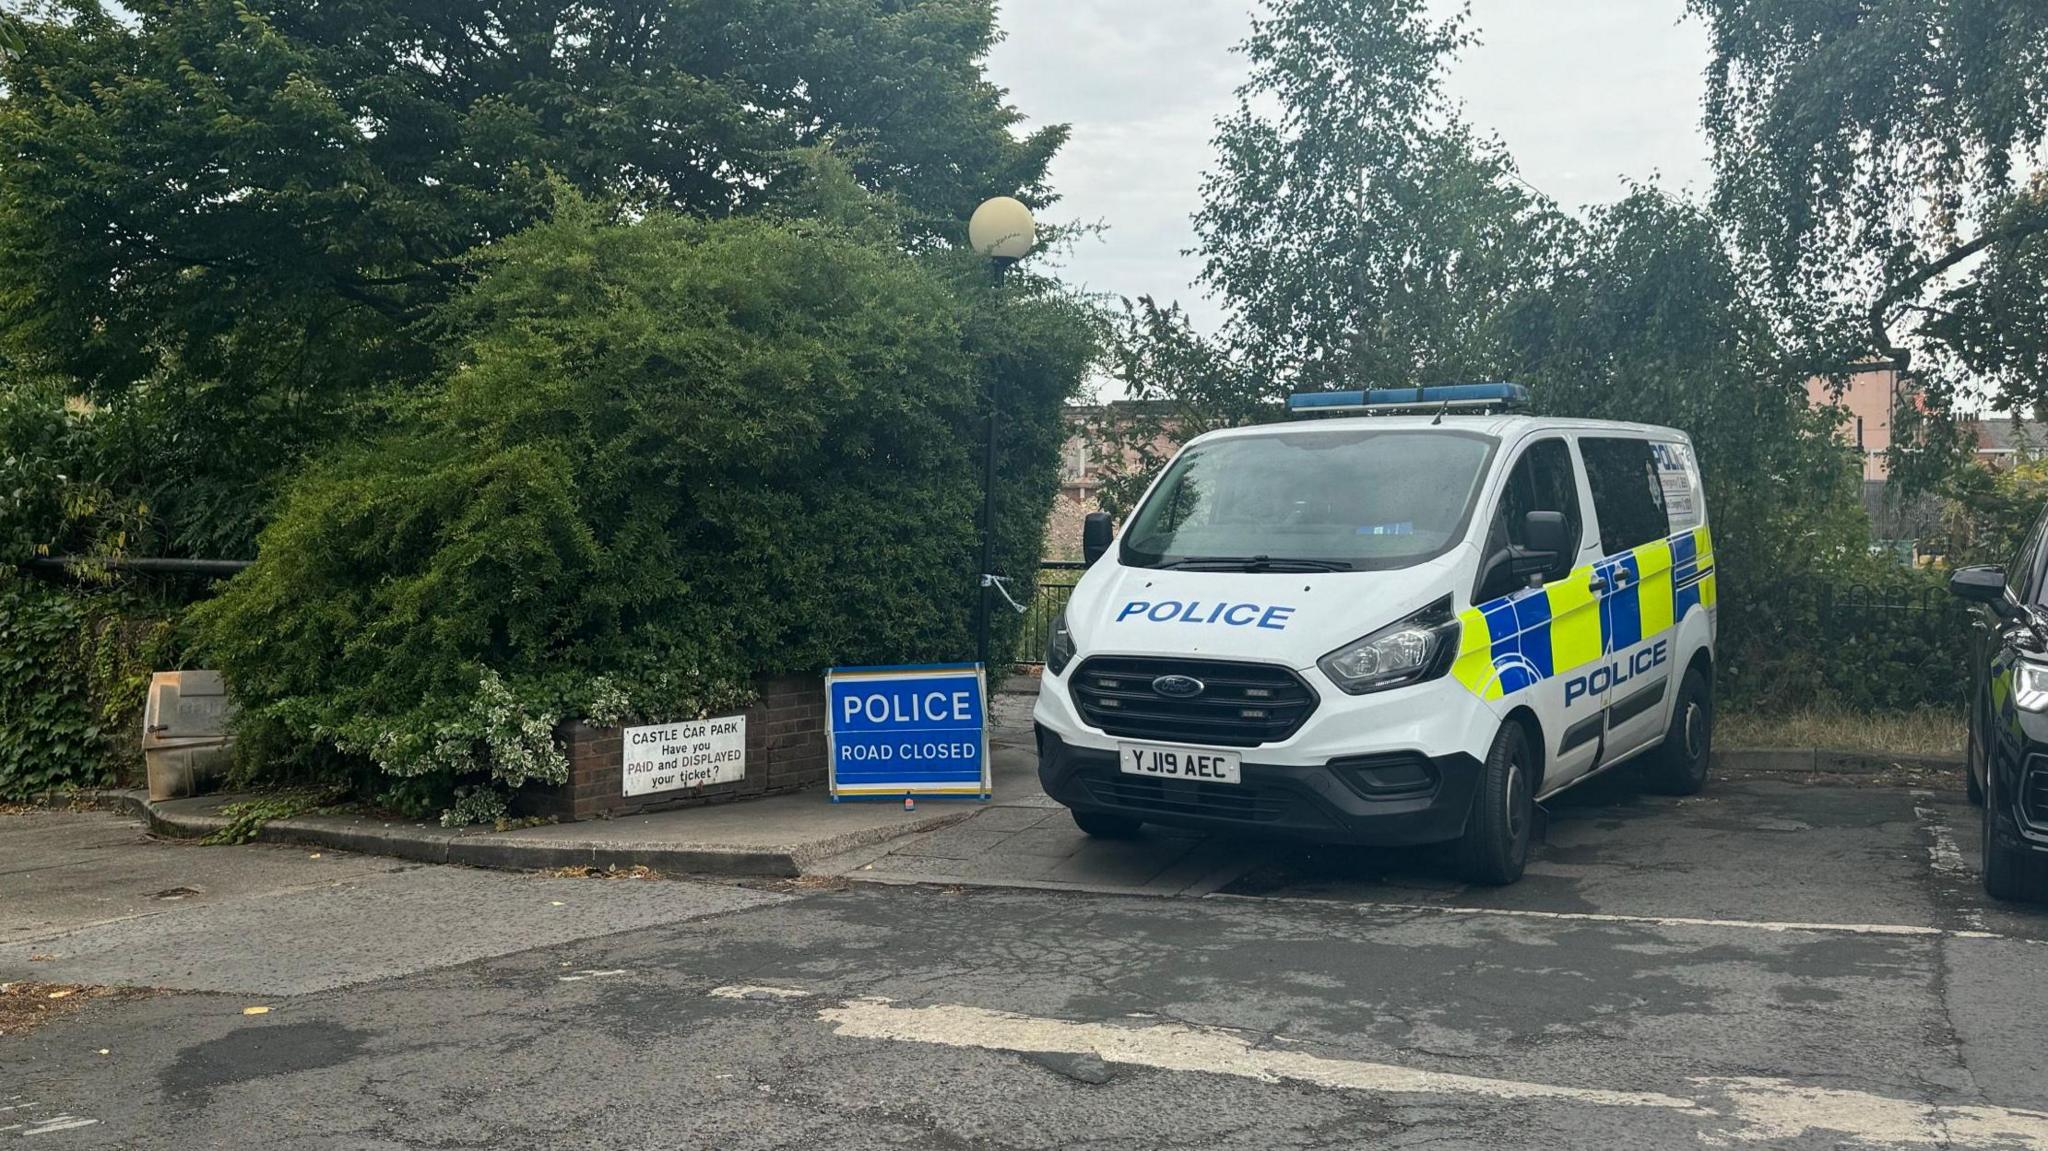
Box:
[1068,657,1317,747]
[1078,774,1291,822]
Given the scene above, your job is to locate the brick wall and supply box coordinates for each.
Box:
[526,673,827,822]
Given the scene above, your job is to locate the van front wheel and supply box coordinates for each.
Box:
[1457,722,1534,886]
[1643,668,1712,796]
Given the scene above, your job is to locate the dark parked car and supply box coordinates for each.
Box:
[1951,538,2048,903]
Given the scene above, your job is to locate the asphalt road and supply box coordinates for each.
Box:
[5,767,2047,1150]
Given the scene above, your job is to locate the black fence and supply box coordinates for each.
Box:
[1014,562,1087,665]
[1794,578,1972,711]
[1816,581,1967,632]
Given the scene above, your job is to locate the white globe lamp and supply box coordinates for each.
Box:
[968,196,1038,263]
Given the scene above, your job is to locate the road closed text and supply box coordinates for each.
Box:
[836,739,980,763]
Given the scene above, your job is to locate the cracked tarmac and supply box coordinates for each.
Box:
[4,755,2047,1148]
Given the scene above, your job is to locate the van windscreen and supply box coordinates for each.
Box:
[1120,429,1497,572]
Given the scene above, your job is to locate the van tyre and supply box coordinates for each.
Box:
[1644,668,1712,796]
[1073,811,1143,839]
[1966,735,1986,806]
[1458,722,1535,886]
[1982,773,2048,903]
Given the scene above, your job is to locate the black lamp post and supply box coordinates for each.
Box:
[966,196,1038,670]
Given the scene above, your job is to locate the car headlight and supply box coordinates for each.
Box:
[1318,597,1459,696]
[2016,661,2048,711]
[1046,605,1077,676]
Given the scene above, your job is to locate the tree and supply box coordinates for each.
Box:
[189,199,1094,819]
[1688,0,2048,419]
[1192,0,1556,395]
[0,0,1063,555]
[1106,0,1901,708]
[1494,188,1884,704]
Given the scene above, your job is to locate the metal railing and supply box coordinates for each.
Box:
[1816,581,1965,632]
[1014,561,1087,665]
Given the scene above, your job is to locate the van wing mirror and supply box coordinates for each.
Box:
[1082,512,1114,566]
[1520,511,1572,568]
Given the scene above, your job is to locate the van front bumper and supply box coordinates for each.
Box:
[1036,726,1482,847]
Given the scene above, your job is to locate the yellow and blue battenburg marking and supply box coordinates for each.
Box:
[1452,526,1715,701]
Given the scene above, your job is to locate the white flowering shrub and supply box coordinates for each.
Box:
[339,668,568,824]
[586,677,632,727]
[441,784,511,829]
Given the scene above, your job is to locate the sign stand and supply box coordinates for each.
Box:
[825,663,992,802]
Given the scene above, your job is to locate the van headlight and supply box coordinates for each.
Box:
[1046,605,1077,676]
[1318,597,1459,696]
[2015,661,2048,711]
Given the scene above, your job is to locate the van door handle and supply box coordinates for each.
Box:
[1588,575,1610,594]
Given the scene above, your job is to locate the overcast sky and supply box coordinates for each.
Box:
[987,0,1715,332]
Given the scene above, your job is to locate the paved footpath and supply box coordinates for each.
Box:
[4,702,2048,1148]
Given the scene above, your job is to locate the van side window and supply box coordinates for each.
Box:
[1580,437,1670,555]
[1477,438,1582,602]
[1650,442,1703,530]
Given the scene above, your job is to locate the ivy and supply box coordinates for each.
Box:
[0,575,180,799]
[0,576,95,797]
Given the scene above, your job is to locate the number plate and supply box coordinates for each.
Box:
[1117,742,1242,785]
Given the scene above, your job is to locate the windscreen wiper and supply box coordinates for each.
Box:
[1159,555,1349,573]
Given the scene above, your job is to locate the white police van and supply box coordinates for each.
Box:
[1034,384,1716,884]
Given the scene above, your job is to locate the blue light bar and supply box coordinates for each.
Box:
[1286,382,1531,415]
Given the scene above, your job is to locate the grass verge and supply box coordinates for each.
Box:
[1719,706,1964,757]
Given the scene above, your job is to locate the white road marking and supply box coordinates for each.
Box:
[1915,803,1970,879]
[22,1115,100,1135]
[708,985,813,1001]
[556,969,627,982]
[710,987,2048,1148]
[1914,803,1989,932]
[1208,894,2032,942]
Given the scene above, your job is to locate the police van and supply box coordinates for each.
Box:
[1034,384,1716,884]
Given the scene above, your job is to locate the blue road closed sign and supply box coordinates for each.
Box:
[826,663,991,801]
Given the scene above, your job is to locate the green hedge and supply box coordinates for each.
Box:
[189,208,1094,819]
[1720,565,1969,714]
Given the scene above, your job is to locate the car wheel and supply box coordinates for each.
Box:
[1965,718,1986,806]
[1073,810,1143,839]
[1982,772,2048,903]
[1643,667,1712,796]
[1457,721,1535,886]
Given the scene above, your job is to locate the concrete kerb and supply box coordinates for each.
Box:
[23,788,977,878]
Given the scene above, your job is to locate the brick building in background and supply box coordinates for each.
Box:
[1805,363,2048,557]
[1807,363,1912,482]
[1041,402,1187,561]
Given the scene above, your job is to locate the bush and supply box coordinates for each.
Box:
[1928,454,2048,568]
[191,207,1093,821]
[1723,564,1968,713]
